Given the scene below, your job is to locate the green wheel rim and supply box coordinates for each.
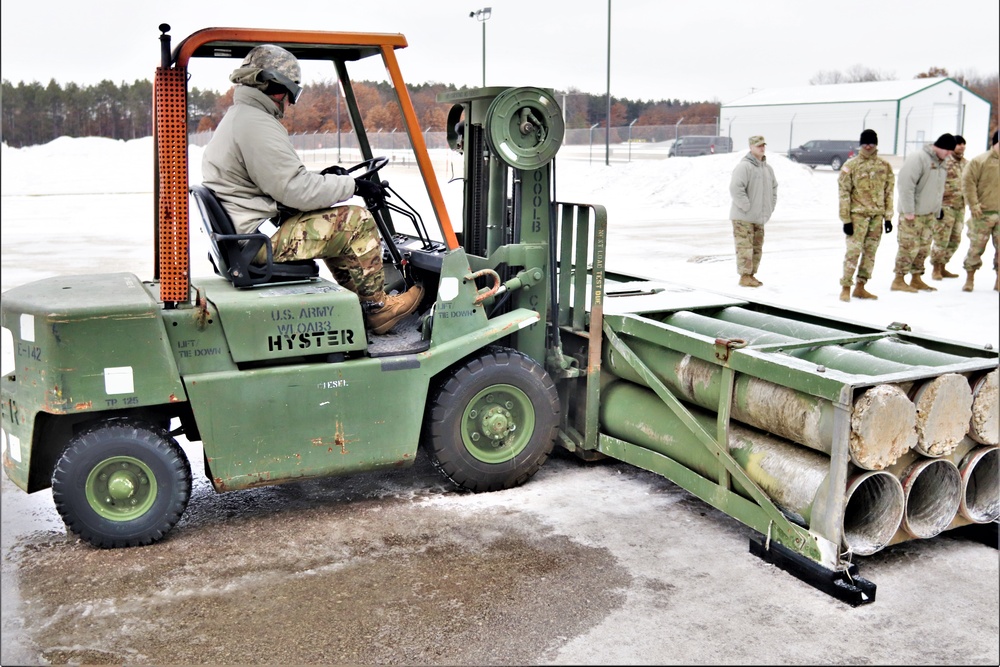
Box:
[461,383,536,463]
[84,456,158,522]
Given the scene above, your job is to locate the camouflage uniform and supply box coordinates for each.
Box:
[838,147,894,287]
[254,205,385,296]
[931,153,967,266]
[962,146,1000,273]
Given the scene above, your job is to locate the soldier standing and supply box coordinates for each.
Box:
[931,135,968,280]
[891,133,956,293]
[729,135,778,287]
[838,129,895,301]
[960,130,1000,292]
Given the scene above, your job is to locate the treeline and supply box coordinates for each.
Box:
[1,77,720,149]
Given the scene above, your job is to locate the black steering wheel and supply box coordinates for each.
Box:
[321,156,389,180]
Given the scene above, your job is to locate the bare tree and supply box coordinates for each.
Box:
[810,65,895,85]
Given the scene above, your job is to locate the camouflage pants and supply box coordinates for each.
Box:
[841,214,883,287]
[930,205,965,266]
[962,211,1000,273]
[732,220,764,276]
[254,205,384,297]
[892,214,934,276]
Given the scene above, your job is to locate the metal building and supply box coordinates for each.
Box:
[720,77,992,156]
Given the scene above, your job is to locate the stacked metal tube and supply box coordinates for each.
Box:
[601,307,999,556]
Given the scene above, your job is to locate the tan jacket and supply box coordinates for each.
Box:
[202,86,356,234]
[962,147,1000,214]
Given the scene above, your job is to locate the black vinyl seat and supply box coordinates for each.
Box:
[190,184,319,288]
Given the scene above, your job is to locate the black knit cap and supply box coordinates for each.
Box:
[993,131,998,146]
[860,129,878,145]
[954,135,966,145]
[933,133,957,151]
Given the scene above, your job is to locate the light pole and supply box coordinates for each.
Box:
[589,122,599,165]
[469,7,492,87]
[628,118,638,162]
[605,0,611,166]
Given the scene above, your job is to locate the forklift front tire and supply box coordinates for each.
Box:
[424,347,559,492]
[52,418,192,548]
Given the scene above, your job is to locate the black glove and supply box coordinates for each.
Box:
[884,219,893,233]
[321,165,349,176]
[936,210,944,220]
[843,222,854,236]
[354,178,387,202]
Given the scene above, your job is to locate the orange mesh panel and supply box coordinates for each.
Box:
[155,67,190,303]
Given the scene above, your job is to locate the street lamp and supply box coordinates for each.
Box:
[627,118,638,162]
[589,122,600,165]
[469,7,492,87]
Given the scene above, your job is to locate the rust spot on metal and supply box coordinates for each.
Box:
[168,393,181,402]
[73,401,93,411]
[311,421,353,454]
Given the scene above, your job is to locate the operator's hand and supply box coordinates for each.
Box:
[321,165,349,176]
[354,178,387,202]
[884,219,893,233]
[972,204,983,219]
[843,222,854,236]
[936,209,944,221]
[904,213,915,222]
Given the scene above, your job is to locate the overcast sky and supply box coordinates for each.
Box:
[2,0,998,104]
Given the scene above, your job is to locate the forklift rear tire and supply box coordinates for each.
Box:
[424,346,559,492]
[52,418,192,548]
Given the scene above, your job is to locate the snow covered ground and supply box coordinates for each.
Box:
[1,137,998,665]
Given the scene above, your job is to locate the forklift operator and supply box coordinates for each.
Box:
[201,44,423,335]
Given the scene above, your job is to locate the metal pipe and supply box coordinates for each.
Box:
[957,446,999,523]
[969,369,998,445]
[604,338,916,469]
[898,458,962,538]
[661,311,915,376]
[599,381,904,555]
[714,306,968,367]
[910,373,973,457]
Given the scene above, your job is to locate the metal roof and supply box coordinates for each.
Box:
[723,77,957,107]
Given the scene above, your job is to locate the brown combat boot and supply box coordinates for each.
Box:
[361,285,425,335]
[909,274,936,291]
[941,265,959,278]
[839,286,851,302]
[853,281,878,299]
[931,263,943,281]
[739,275,759,288]
[962,271,975,292]
[891,273,918,293]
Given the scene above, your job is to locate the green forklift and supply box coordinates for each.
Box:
[2,25,997,606]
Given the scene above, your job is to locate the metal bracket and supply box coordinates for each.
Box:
[714,337,747,363]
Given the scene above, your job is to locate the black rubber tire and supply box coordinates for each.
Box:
[831,156,843,170]
[52,418,192,548]
[423,346,559,492]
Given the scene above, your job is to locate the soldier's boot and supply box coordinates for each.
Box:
[839,285,851,302]
[962,271,975,292]
[909,274,936,291]
[361,285,425,335]
[749,275,763,287]
[931,263,943,281]
[853,280,878,299]
[739,275,758,288]
[941,265,959,278]
[891,273,918,293]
